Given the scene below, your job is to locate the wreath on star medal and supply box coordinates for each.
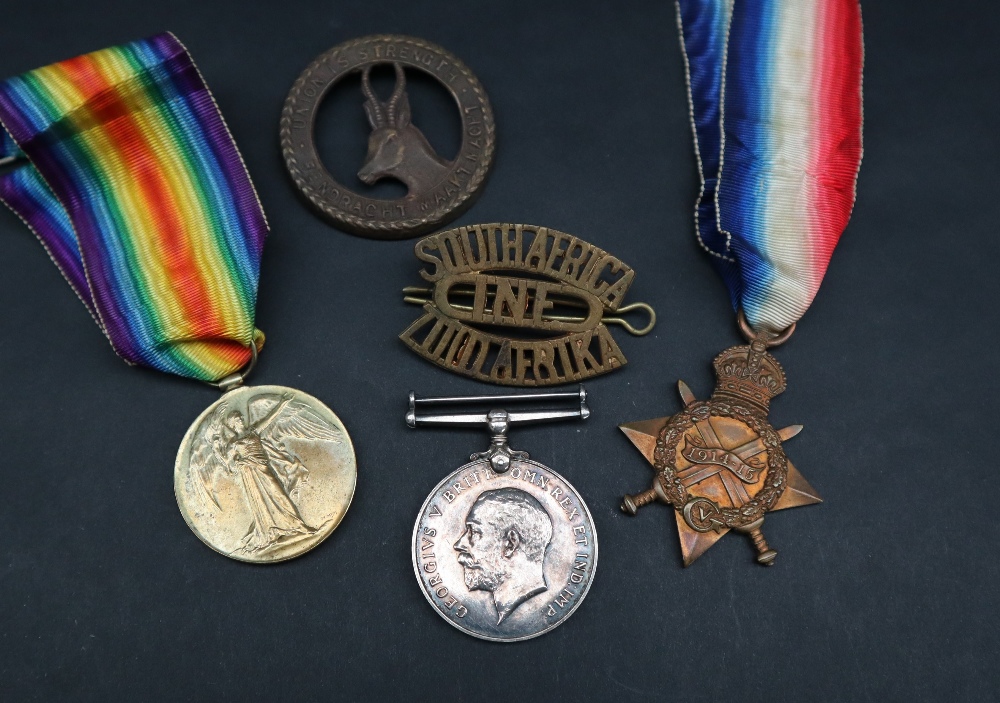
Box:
[652,399,787,530]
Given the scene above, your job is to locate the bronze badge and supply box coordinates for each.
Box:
[400,224,655,386]
[620,317,821,566]
[280,34,495,239]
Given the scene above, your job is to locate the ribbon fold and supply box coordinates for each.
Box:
[0,33,268,381]
[678,0,863,333]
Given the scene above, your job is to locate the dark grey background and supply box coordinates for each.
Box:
[0,1,994,701]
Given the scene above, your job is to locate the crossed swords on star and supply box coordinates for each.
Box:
[621,381,820,566]
[675,384,801,511]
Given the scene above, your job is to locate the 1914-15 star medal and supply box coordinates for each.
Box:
[620,333,822,567]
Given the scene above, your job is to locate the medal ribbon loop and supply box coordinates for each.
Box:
[678,0,863,333]
[0,33,268,381]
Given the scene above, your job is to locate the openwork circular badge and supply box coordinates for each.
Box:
[400,223,655,386]
[280,34,495,240]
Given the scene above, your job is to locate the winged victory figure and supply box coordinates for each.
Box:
[189,392,342,555]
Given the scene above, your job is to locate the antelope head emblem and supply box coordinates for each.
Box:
[358,63,453,193]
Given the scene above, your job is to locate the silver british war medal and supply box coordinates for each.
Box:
[408,387,597,642]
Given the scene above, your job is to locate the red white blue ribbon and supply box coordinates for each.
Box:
[678,0,864,333]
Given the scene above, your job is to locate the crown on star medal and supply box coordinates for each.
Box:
[618,335,822,568]
[710,341,786,411]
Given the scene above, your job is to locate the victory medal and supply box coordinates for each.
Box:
[0,34,356,562]
[175,381,356,563]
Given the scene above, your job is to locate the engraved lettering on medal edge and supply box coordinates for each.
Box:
[280,35,495,239]
[620,333,822,566]
[418,464,589,626]
[401,224,635,386]
[184,390,343,557]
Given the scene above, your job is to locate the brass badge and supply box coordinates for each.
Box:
[620,321,821,566]
[280,34,495,239]
[400,223,655,386]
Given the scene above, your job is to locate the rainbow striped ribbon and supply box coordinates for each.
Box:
[678,0,864,333]
[0,33,268,381]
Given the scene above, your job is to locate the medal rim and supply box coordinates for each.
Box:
[411,457,598,642]
[174,384,357,564]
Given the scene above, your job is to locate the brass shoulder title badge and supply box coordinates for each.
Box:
[401,223,655,386]
[620,321,821,566]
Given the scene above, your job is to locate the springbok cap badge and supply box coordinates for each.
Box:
[281,35,496,240]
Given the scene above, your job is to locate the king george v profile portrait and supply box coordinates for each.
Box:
[453,487,554,624]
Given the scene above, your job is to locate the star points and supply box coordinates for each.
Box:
[619,377,821,566]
